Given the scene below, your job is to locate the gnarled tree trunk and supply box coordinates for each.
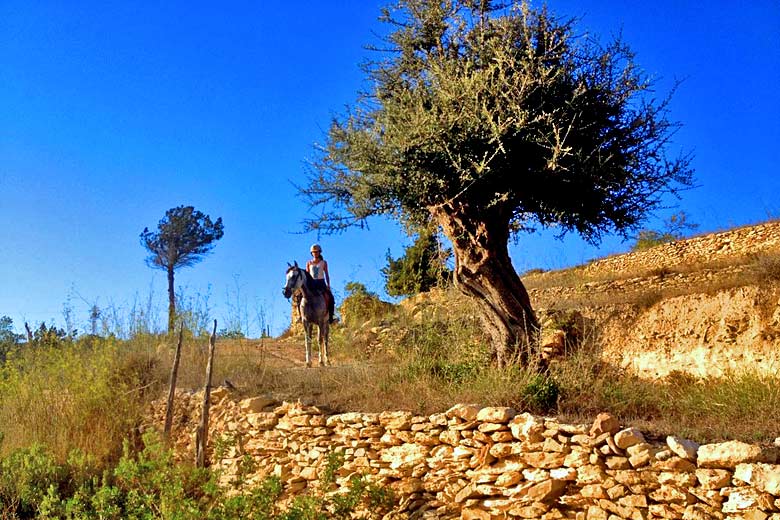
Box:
[435,204,539,367]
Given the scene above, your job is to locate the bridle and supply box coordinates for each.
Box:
[283,263,304,299]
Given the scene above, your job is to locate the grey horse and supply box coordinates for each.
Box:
[282,261,330,367]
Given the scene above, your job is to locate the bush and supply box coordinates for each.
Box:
[382,232,451,297]
[0,316,22,363]
[521,374,560,413]
[0,433,395,519]
[631,211,698,251]
[339,282,395,327]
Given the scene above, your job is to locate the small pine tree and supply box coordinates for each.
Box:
[382,232,451,297]
[140,206,224,333]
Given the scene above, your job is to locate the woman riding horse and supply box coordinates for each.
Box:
[283,261,331,367]
[306,243,335,324]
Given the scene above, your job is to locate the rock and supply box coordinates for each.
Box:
[590,413,620,437]
[698,441,778,468]
[695,469,732,489]
[722,488,774,513]
[509,413,545,442]
[476,406,516,423]
[461,508,493,520]
[446,403,483,421]
[734,463,780,496]
[381,444,428,471]
[614,428,645,449]
[526,479,568,503]
[239,395,276,412]
[495,471,522,487]
[667,436,700,460]
[379,410,414,430]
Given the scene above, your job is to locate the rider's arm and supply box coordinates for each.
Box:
[324,261,330,288]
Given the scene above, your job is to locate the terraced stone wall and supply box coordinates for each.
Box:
[585,221,780,276]
[160,390,780,519]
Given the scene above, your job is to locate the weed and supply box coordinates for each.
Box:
[521,374,560,413]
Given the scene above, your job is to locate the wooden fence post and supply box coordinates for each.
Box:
[163,324,184,439]
[196,319,217,468]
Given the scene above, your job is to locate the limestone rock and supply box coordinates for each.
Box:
[614,428,645,449]
[667,436,700,461]
[509,413,545,443]
[698,441,778,468]
[446,403,483,421]
[734,463,780,496]
[239,395,276,413]
[590,413,620,437]
[476,406,516,423]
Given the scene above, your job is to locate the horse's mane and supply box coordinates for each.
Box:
[287,263,319,292]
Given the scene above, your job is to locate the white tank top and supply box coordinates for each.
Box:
[308,259,326,280]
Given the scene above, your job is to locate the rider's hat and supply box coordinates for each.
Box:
[310,243,322,253]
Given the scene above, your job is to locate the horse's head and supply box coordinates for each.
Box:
[282,261,304,299]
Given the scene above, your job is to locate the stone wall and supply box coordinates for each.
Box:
[161,390,780,519]
[584,221,780,276]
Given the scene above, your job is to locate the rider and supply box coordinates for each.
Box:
[306,243,336,323]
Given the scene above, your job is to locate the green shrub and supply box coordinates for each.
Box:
[339,282,395,327]
[0,433,395,519]
[631,211,698,251]
[521,374,560,413]
[382,232,451,297]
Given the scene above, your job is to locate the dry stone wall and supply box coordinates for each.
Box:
[159,390,780,519]
[584,221,780,276]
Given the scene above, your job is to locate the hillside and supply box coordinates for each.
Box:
[524,220,780,379]
[137,221,780,520]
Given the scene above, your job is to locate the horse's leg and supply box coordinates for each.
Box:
[303,321,312,368]
[322,321,330,366]
[318,321,328,366]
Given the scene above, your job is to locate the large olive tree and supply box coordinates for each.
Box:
[302,1,692,366]
[140,206,224,333]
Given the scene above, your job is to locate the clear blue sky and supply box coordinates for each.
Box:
[2,1,778,336]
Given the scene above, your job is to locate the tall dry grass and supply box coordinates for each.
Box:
[0,335,163,463]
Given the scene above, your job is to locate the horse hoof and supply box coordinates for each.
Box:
[305,362,312,368]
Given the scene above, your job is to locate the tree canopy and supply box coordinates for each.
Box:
[141,206,224,272]
[301,0,693,364]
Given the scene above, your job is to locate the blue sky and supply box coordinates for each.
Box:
[2,1,778,336]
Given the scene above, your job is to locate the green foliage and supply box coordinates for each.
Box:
[0,335,158,463]
[0,434,394,520]
[30,322,75,348]
[303,1,692,242]
[632,211,698,251]
[140,206,225,271]
[521,374,560,413]
[0,444,65,517]
[0,316,22,362]
[382,232,451,297]
[140,205,225,332]
[339,282,394,326]
[218,328,246,339]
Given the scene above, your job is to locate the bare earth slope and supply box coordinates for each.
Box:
[525,220,780,379]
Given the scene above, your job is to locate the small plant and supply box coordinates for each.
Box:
[521,374,560,413]
[632,211,698,251]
